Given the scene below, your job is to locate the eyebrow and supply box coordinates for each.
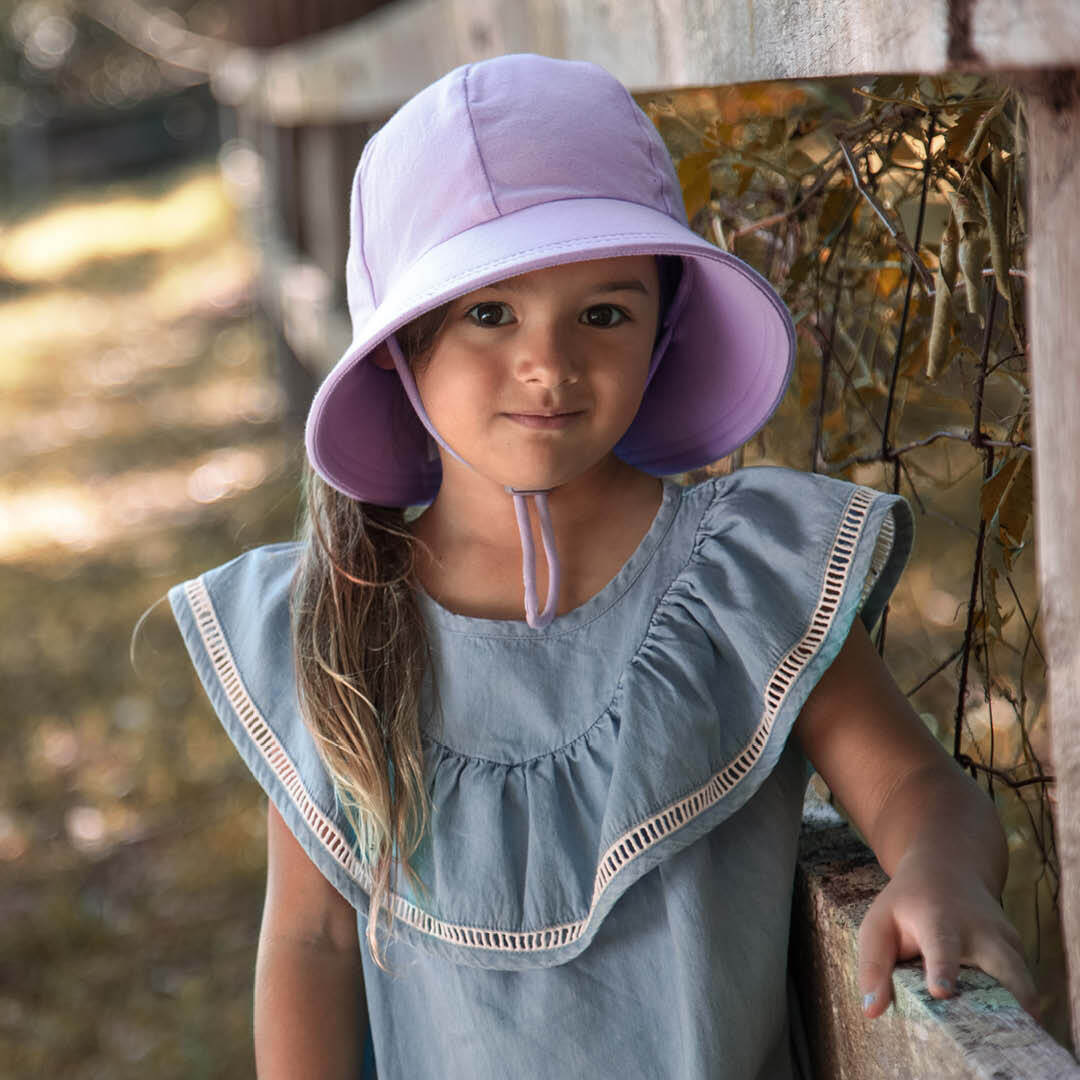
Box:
[589,279,652,295]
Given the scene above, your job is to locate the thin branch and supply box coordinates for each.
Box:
[851,87,930,113]
[811,222,853,471]
[1005,574,1047,665]
[729,158,845,241]
[954,755,1055,791]
[838,138,936,296]
[905,645,965,697]
[881,117,935,462]
[952,283,1000,762]
[822,429,1033,471]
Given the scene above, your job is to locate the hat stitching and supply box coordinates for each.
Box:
[625,85,671,216]
[462,63,502,217]
[352,158,378,310]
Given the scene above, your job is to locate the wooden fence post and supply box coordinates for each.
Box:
[1026,68,1080,1048]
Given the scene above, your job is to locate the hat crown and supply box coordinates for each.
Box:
[346,54,684,330]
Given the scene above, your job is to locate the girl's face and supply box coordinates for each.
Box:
[413,256,661,494]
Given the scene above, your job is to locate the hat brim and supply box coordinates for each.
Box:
[306,197,794,506]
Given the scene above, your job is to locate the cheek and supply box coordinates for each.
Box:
[415,354,493,428]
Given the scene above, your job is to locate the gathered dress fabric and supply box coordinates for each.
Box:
[169,467,914,1079]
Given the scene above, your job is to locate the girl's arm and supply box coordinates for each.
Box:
[255,802,365,1079]
[793,619,1039,1019]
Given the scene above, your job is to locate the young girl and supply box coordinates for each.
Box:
[169,53,1037,1079]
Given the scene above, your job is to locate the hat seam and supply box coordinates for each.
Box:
[626,88,670,216]
[353,157,378,310]
[463,64,503,217]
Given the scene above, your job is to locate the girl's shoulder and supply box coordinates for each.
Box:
[666,466,910,597]
[675,464,913,634]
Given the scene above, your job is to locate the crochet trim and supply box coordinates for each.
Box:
[184,485,885,954]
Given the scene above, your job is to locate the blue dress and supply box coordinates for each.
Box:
[169,467,912,1079]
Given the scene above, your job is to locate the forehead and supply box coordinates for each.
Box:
[474,255,660,295]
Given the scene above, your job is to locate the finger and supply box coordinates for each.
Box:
[915,921,964,999]
[971,935,1041,1020]
[857,903,899,1019]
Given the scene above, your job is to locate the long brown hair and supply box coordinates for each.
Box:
[290,305,447,965]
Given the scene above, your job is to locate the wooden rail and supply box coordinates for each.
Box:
[212,0,1080,124]
[796,791,1080,1079]
[202,0,1080,1068]
[1026,70,1080,1049]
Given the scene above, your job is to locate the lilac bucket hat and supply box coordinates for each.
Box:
[305,53,795,513]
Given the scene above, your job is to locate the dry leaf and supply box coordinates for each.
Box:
[980,456,1021,523]
[998,454,1033,548]
[677,150,716,222]
[978,154,1012,301]
[928,215,960,378]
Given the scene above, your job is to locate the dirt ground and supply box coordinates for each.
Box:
[1,157,299,1078]
[0,155,1069,1077]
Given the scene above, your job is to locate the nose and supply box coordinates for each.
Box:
[513,322,580,388]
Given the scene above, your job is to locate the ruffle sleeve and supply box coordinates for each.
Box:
[167,543,378,917]
[168,469,913,973]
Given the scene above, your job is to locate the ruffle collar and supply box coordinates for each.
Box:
[169,468,912,969]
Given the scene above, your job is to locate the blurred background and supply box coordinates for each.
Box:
[0,2,1065,1077]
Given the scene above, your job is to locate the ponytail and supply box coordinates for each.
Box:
[291,475,431,965]
[290,303,449,965]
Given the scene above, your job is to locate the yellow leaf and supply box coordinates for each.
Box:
[822,407,847,434]
[998,454,1033,547]
[818,187,850,239]
[891,134,924,167]
[902,336,929,377]
[797,353,821,410]
[677,150,715,222]
[980,456,1021,523]
[876,265,904,297]
[984,566,1009,634]
[943,105,984,160]
[734,163,755,196]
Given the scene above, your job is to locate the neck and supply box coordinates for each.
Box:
[416,455,655,552]
[409,457,664,619]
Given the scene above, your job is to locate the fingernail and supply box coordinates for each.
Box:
[933,977,953,993]
[862,992,877,1012]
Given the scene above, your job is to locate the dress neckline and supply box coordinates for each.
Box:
[414,478,685,637]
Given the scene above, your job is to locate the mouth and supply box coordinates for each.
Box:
[504,410,585,429]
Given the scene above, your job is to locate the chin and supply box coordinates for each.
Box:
[498,455,615,495]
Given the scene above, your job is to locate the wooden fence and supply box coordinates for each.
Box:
[173,0,1080,1073]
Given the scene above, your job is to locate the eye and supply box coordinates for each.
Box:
[581,304,627,328]
[466,302,514,327]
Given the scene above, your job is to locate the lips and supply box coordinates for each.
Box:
[504,410,585,429]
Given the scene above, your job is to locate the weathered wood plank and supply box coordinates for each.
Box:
[1025,68,1080,1051]
[794,792,1080,1078]
[974,2,1080,69]
[215,0,1080,124]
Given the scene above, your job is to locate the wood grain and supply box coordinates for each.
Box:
[1025,68,1080,1052]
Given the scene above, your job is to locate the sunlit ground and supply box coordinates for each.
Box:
[0,149,1068,1076]
[0,158,302,1079]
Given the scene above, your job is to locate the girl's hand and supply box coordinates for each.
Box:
[794,620,1039,1024]
[857,847,1040,1020]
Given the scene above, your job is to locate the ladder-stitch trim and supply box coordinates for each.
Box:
[184,485,883,955]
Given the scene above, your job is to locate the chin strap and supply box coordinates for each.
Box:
[386,334,561,629]
[508,488,560,628]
